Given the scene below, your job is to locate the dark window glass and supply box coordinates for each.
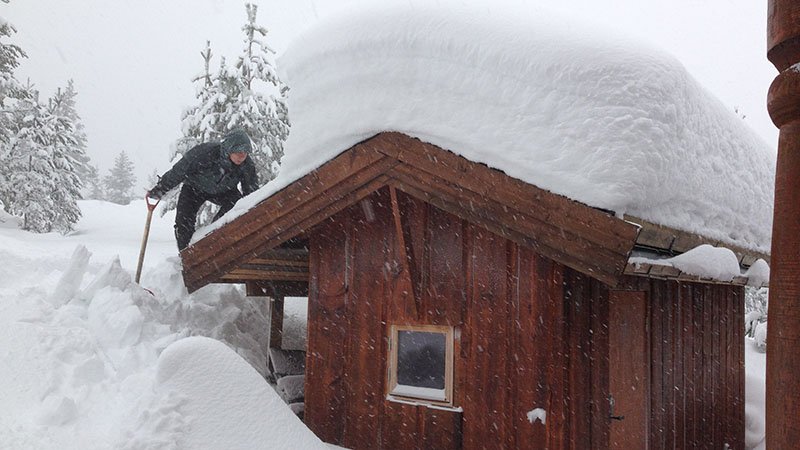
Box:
[396,330,446,389]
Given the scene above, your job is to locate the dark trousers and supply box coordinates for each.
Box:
[175,184,242,251]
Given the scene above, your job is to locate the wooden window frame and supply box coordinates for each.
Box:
[387,324,455,406]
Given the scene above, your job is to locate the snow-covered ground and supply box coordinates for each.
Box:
[0,200,326,449]
[745,339,766,450]
[0,199,769,448]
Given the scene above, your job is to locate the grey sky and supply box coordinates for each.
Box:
[4,0,778,190]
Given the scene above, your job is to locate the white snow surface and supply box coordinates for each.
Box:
[745,340,766,450]
[197,2,775,254]
[154,337,325,450]
[744,258,771,287]
[527,408,547,425]
[0,200,328,449]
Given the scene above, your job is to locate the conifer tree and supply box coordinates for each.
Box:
[166,5,289,225]
[0,11,28,206]
[50,80,90,187]
[103,151,136,205]
[45,86,83,232]
[226,3,289,182]
[0,11,84,233]
[84,163,104,200]
[4,84,56,231]
[4,82,82,233]
[0,12,26,131]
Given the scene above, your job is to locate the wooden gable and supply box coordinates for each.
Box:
[181,132,642,292]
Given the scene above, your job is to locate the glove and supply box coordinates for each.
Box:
[147,185,166,200]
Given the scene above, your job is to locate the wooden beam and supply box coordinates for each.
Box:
[766,3,800,446]
[181,137,399,279]
[220,270,309,282]
[625,215,769,266]
[387,175,623,287]
[183,166,392,292]
[247,258,308,267]
[389,186,420,316]
[374,132,639,254]
[623,262,763,287]
[184,153,395,273]
[270,296,284,349]
[183,132,642,291]
[387,165,629,286]
[247,281,309,298]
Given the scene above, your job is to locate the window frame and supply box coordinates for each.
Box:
[387,324,455,406]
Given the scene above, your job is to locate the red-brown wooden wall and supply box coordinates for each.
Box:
[614,278,744,450]
[303,187,743,449]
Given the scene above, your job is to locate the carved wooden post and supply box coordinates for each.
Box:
[766,1,800,446]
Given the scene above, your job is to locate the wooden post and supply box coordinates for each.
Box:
[271,295,285,349]
[766,1,800,446]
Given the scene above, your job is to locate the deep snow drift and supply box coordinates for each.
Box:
[200,2,775,254]
[0,200,325,449]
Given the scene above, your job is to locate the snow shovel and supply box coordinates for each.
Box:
[135,194,160,284]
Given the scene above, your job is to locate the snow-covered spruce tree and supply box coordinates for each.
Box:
[228,3,289,183]
[83,163,104,200]
[103,151,136,205]
[3,84,56,231]
[0,11,26,139]
[0,11,28,207]
[50,80,91,192]
[4,82,82,233]
[45,85,84,231]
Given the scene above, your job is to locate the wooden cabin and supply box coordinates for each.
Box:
[181,132,767,450]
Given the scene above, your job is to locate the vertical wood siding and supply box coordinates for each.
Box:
[304,188,743,449]
[618,277,744,450]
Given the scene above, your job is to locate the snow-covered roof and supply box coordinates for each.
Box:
[202,3,775,253]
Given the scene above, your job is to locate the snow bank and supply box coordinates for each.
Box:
[199,2,774,254]
[0,201,325,448]
[152,336,325,450]
[7,249,276,448]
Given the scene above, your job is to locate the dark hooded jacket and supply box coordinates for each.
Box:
[157,140,259,196]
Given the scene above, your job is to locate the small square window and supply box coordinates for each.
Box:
[388,324,454,405]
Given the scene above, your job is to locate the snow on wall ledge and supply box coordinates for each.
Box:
[199,3,775,253]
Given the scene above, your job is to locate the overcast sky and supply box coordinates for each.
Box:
[4,0,778,190]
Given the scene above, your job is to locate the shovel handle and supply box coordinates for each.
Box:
[145,194,160,211]
[135,195,160,283]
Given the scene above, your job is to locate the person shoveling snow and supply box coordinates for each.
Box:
[147,129,259,251]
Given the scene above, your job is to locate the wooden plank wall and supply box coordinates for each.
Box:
[305,188,609,449]
[617,277,744,450]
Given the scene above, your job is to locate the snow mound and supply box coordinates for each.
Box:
[744,259,770,287]
[154,337,326,450]
[202,2,774,254]
[630,244,763,283]
[1,243,274,447]
[663,244,742,281]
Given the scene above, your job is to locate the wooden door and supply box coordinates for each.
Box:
[609,291,649,449]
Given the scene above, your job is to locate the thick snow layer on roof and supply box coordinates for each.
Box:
[200,3,775,252]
